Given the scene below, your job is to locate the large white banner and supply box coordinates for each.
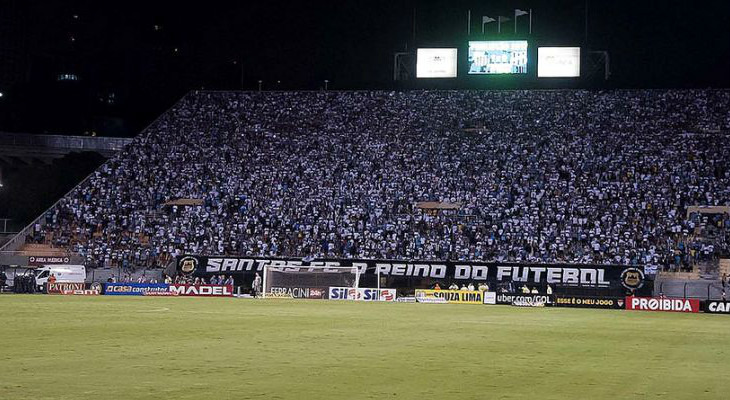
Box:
[417,48,458,78]
[538,47,580,77]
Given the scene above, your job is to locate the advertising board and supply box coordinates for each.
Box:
[625,296,700,313]
[415,289,483,304]
[328,287,397,301]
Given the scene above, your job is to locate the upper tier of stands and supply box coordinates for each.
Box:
[23,90,730,271]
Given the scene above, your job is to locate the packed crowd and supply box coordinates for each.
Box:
[105,273,234,286]
[33,90,730,271]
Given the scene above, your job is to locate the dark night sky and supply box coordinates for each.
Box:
[0,0,729,135]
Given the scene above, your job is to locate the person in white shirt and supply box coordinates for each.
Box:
[546,285,553,295]
[467,282,475,291]
[449,283,459,290]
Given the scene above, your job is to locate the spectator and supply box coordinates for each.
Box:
[0,268,6,293]
[27,90,730,269]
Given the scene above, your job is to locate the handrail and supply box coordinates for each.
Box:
[0,132,133,151]
[0,91,192,254]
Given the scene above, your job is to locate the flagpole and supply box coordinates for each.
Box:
[467,10,471,36]
[529,9,532,35]
[514,11,517,34]
[498,19,501,34]
[412,7,416,42]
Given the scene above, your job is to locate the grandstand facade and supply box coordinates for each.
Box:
[3,90,729,279]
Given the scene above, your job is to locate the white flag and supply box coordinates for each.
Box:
[482,16,496,24]
[515,9,529,17]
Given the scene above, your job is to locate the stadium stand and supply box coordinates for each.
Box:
[14,90,730,272]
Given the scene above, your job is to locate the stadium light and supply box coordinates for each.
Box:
[258,80,262,92]
[324,80,329,91]
[0,92,3,97]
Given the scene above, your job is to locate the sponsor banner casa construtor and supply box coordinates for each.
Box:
[104,283,173,296]
[553,295,624,309]
[328,287,397,301]
[626,296,700,313]
[415,289,483,304]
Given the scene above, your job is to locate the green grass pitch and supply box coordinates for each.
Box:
[1,295,728,400]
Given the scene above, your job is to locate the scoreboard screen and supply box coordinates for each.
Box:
[468,41,528,74]
[538,47,581,77]
[416,48,458,78]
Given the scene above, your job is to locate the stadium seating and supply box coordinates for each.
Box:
[29,90,730,271]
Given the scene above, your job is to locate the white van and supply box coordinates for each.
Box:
[35,265,87,291]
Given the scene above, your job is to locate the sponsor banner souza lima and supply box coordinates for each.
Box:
[415,290,483,304]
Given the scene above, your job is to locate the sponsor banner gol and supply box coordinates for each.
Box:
[496,293,554,306]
